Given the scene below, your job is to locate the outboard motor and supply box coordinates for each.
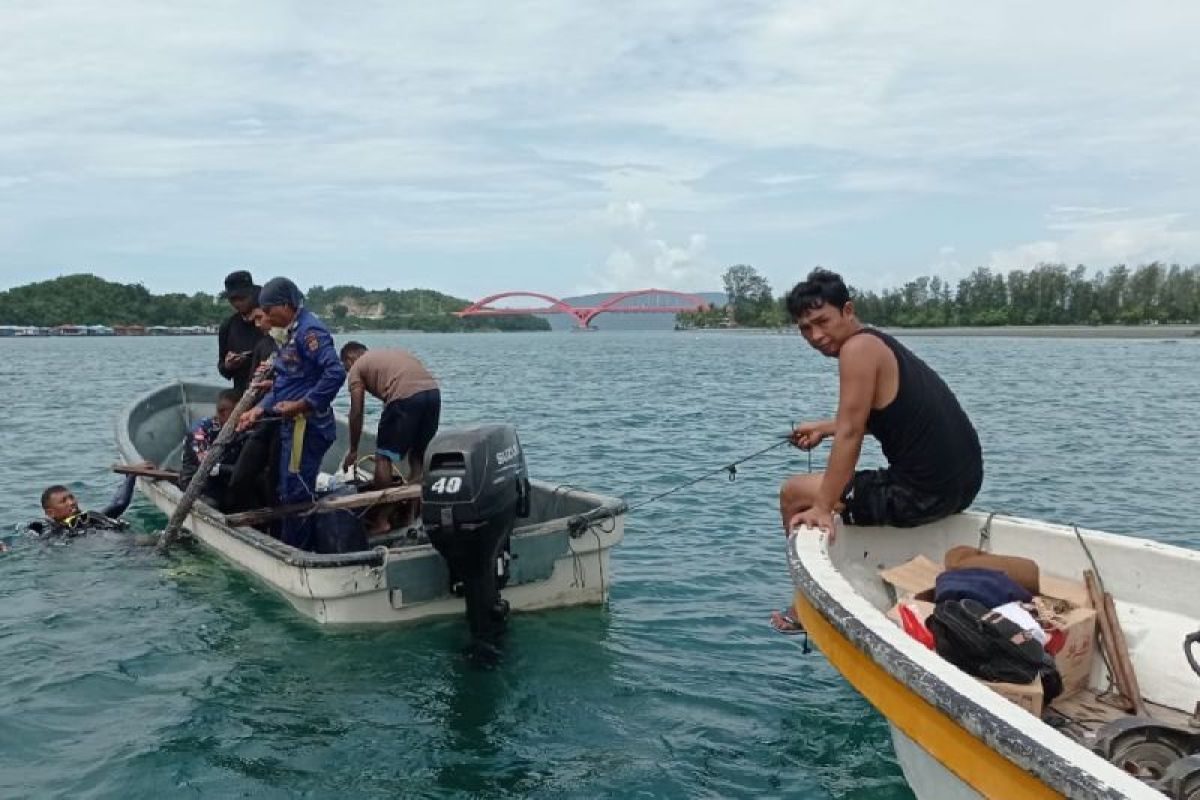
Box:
[422,424,531,656]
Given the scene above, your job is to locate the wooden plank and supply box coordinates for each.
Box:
[1084,569,1136,713]
[113,463,180,481]
[224,484,420,527]
[1103,591,1149,717]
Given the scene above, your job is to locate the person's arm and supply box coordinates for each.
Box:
[300,330,348,414]
[217,317,234,379]
[99,474,138,519]
[814,338,879,513]
[345,383,366,463]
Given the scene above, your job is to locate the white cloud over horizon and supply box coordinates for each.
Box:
[1,2,1199,299]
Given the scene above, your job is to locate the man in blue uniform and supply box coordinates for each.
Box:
[237,277,346,547]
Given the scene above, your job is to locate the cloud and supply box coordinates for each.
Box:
[989,212,1200,270]
[581,201,714,292]
[1,2,1199,293]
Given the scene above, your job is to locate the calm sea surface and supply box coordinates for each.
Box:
[1,331,1197,798]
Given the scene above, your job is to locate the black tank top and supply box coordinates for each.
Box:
[854,328,982,494]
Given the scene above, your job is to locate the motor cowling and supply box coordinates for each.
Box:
[422,424,531,654]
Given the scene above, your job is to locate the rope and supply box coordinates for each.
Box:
[1073,523,1105,595]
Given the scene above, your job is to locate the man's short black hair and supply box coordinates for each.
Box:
[217,389,241,406]
[41,484,70,509]
[786,268,852,321]
[339,341,368,360]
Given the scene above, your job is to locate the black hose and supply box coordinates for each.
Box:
[1185,630,1200,678]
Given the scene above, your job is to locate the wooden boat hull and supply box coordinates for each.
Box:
[117,382,626,626]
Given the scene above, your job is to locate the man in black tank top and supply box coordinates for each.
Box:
[779,269,983,537]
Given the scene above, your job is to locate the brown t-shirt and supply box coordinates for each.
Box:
[347,349,438,403]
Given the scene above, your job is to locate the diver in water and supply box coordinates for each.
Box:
[28,462,155,539]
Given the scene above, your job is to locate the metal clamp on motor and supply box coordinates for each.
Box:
[422,424,531,658]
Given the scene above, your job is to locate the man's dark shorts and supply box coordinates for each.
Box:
[840,467,981,528]
[376,389,441,464]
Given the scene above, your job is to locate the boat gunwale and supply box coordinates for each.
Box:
[787,513,1166,800]
[117,382,628,572]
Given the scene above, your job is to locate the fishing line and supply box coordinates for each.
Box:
[623,434,809,514]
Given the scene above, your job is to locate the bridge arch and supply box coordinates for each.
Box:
[457,288,709,328]
[583,288,708,326]
[458,291,577,316]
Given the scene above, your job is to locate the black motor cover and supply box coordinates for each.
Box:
[422,425,530,654]
[422,424,530,528]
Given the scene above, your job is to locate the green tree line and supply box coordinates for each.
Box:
[677,263,1200,329]
[0,274,549,332]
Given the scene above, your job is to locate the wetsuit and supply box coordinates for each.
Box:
[26,475,136,538]
[257,309,346,547]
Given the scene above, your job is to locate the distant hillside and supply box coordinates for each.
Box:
[0,274,228,327]
[306,285,548,332]
[0,275,549,332]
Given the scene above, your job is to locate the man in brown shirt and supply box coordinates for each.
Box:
[339,342,441,533]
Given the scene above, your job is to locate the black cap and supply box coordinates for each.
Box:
[220,270,259,300]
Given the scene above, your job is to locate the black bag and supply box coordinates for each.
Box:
[311,508,369,554]
[927,598,1062,703]
[309,485,369,554]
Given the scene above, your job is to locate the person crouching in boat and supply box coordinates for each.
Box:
[28,462,155,539]
[177,388,247,511]
[772,269,983,632]
[236,277,346,548]
[338,342,441,535]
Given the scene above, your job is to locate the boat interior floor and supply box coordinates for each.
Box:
[1049,689,1196,743]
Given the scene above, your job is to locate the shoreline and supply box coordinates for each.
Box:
[883,324,1200,339]
[680,324,1200,340]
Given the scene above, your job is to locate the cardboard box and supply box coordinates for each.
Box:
[1039,573,1093,609]
[981,676,1044,716]
[879,555,942,603]
[1034,596,1097,697]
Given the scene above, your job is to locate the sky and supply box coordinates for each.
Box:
[2,1,1199,301]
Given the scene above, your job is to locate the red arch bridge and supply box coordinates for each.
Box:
[456,289,708,329]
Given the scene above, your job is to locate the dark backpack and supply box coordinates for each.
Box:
[927,598,1062,704]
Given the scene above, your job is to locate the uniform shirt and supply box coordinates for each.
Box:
[347,349,438,403]
[259,309,346,429]
[178,416,245,488]
[218,312,269,392]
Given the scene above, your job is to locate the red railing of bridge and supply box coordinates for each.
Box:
[456,288,709,328]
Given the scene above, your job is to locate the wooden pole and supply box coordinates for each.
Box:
[112,464,180,481]
[223,484,420,527]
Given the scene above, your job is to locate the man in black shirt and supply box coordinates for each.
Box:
[217,270,268,392]
[772,269,982,633]
[779,269,982,536]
